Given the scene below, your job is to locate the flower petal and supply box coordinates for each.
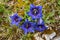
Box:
[28,27,34,33]
[30,4,35,9]
[37,6,42,10]
[38,18,44,25]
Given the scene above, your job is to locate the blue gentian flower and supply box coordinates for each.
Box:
[27,4,42,19]
[20,19,35,34]
[34,18,47,32]
[34,25,47,32]
[10,13,22,26]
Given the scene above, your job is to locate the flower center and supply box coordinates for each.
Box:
[39,26,42,28]
[32,8,39,16]
[14,16,19,22]
[26,23,31,29]
[38,25,42,28]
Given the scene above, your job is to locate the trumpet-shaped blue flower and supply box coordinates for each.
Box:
[21,19,35,34]
[10,13,22,26]
[34,18,47,32]
[34,25,47,32]
[27,4,42,19]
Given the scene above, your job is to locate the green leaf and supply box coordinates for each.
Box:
[43,12,55,24]
[21,33,34,40]
[0,5,5,13]
[58,0,60,5]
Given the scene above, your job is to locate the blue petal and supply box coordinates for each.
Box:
[25,19,28,22]
[15,22,19,26]
[37,6,42,10]
[10,13,18,19]
[38,18,44,25]
[18,18,22,21]
[31,16,36,20]
[34,27,40,31]
[28,27,34,33]
[27,12,32,16]
[30,4,35,9]
[14,13,18,16]
[21,25,28,34]
[27,12,36,19]
[24,30,28,34]
[10,22,14,25]
[10,16,12,19]
[39,25,47,32]
[35,27,44,32]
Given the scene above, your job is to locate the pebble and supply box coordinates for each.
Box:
[53,36,60,40]
[34,33,44,40]
[42,32,56,40]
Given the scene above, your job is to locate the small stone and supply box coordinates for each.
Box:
[49,32,56,39]
[43,32,56,40]
[59,16,60,18]
[53,36,60,40]
[34,32,44,40]
[44,34,50,40]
